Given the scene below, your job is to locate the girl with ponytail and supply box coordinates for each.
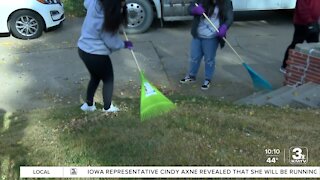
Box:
[78,0,132,113]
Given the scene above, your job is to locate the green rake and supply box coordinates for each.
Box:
[123,31,176,121]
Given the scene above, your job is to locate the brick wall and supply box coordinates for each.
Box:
[285,43,320,86]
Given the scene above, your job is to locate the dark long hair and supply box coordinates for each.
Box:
[202,0,225,19]
[100,0,127,33]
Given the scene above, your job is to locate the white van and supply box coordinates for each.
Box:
[232,0,296,11]
[0,0,65,39]
[126,0,297,33]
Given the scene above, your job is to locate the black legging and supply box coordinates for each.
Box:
[78,48,114,110]
[282,24,319,68]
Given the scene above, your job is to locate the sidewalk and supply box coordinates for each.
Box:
[0,11,293,112]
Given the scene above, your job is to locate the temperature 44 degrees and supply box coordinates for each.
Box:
[266,157,279,164]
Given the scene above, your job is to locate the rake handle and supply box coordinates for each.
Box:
[123,29,142,72]
[195,3,244,64]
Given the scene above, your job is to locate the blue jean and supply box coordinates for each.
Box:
[188,37,219,81]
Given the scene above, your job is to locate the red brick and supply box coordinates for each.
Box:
[286,72,302,78]
[286,72,304,79]
[306,74,320,81]
[310,56,320,62]
[288,55,308,62]
[305,69,320,77]
[287,60,306,67]
[286,78,301,83]
[305,78,320,84]
[285,79,301,86]
[287,67,304,73]
[285,49,320,85]
[286,68,320,77]
[289,50,309,58]
[287,65,306,72]
[308,62,320,69]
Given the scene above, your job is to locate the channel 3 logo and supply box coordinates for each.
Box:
[289,147,308,165]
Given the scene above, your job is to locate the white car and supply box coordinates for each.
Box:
[0,0,65,39]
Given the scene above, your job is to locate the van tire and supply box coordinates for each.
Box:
[125,0,154,34]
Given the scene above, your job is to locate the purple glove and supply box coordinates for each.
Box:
[191,4,205,15]
[124,40,133,49]
[217,24,228,38]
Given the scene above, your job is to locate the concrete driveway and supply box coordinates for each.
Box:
[0,11,293,112]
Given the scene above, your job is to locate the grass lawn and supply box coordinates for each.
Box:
[0,96,319,179]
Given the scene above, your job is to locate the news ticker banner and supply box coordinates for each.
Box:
[20,166,320,178]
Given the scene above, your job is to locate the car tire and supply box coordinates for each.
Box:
[125,0,154,34]
[9,10,44,39]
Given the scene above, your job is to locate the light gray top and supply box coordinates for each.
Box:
[78,0,125,55]
[197,6,220,38]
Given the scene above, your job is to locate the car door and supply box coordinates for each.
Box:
[0,1,15,33]
[162,0,192,21]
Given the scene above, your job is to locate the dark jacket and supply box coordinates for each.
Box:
[189,0,234,48]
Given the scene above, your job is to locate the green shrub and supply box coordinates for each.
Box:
[62,0,86,17]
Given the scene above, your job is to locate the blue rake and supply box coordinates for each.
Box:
[195,3,273,90]
[242,63,273,90]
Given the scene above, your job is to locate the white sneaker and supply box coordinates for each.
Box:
[279,67,287,74]
[80,103,96,112]
[103,104,120,113]
[180,75,196,84]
